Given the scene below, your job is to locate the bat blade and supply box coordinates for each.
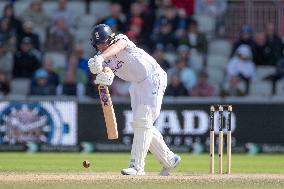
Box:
[98,85,118,139]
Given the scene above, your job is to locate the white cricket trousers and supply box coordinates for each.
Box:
[128,67,176,170]
[129,67,167,120]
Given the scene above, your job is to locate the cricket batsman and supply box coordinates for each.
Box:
[88,24,181,176]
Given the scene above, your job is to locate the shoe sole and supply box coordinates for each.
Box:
[121,170,145,176]
[121,170,128,175]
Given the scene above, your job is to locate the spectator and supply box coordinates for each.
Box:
[125,30,139,45]
[265,23,283,66]
[227,44,256,94]
[99,3,126,32]
[153,5,180,47]
[153,6,178,33]
[165,73,188,96]
[2,3,23,35]
[253,31,273,66]
[263,57,284,95]
[151,17,177,51]
[13,37,41,78]
[67,53,87,85]
[175,8,190,40]
[17,21,40,50]
[154,6,190,43]
[220,75,245,97]
[178,19,208,55]
[231,24,255,57]
[0,17,17,52]
[46,17,74,53]
[138,0,156,39]
[167,58,197,90]
[103,18,119,33]
[154,0,173,18]
[60,71,79,96]
[85,74,99,98]
[152,44,171,72]
[0,40,13,78]
[172,0,195,16]
[43,56,59,86]
[73,43,88,75]
[52,0,77,30]
[21,0,50,29]
[127,1,144,22]
[176,44,201,71]
[57,54,87,97]
[31,56,59,87]
[30,68,56,95]
[21,0,50,45]
[0,70,10,96]
[125,17,144,46]
[190,70,214,96]
[194,0,227,36]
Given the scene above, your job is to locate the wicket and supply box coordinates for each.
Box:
[209,105,233,174]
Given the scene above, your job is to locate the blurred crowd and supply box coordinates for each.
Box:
[0,0,283,98]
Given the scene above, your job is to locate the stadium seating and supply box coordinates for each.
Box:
[0,1,6,14]
[90,1,111,19]
[276,80,284,95]
[207,54,229,70]
[78,14,97,29]
[190,54,204,71]
[164,52,177,66]
[208,39,232,57]
[43,1,57,17]
[14,0,30,16]
[213,84,222,96]
[44,1,85,18]
[193,14,216,34]
[45,52,67,69]
[11,78,31,95]
[207,67,225,84]
[75,28,92,42]
[249,81,272,96]
[68,1,86,17]
[81,39,95,58]
[255,66,275,82]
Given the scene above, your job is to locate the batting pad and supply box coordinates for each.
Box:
[149,127,175,168]
[130,127,153,171]
[129,104,153,171]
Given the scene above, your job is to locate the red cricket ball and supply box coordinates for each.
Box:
[83,160,90,168]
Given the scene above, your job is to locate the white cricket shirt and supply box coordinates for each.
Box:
[103,34,160,83]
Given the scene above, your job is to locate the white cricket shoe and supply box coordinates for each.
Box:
[159,154,181,176]
[121,167,145,175]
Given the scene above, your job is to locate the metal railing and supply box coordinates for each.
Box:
[225,0,283,39]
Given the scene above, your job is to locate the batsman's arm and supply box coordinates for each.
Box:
[88,37,126,75]
[101,39,127,60]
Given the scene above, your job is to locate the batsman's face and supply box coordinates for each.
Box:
[96,43,109,52]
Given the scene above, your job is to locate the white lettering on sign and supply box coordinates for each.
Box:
[122,110,236,135]
[155,110,181,134]
[182,110,208,135]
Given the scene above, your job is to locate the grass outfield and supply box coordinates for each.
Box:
[0,153,283,189]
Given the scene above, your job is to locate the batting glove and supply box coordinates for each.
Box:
[94,67,115,86]
[88,55,104,74]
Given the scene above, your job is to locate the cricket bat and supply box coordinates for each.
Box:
[98,84,118,139]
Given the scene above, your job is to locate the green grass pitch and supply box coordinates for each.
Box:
[0,153,283,189]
